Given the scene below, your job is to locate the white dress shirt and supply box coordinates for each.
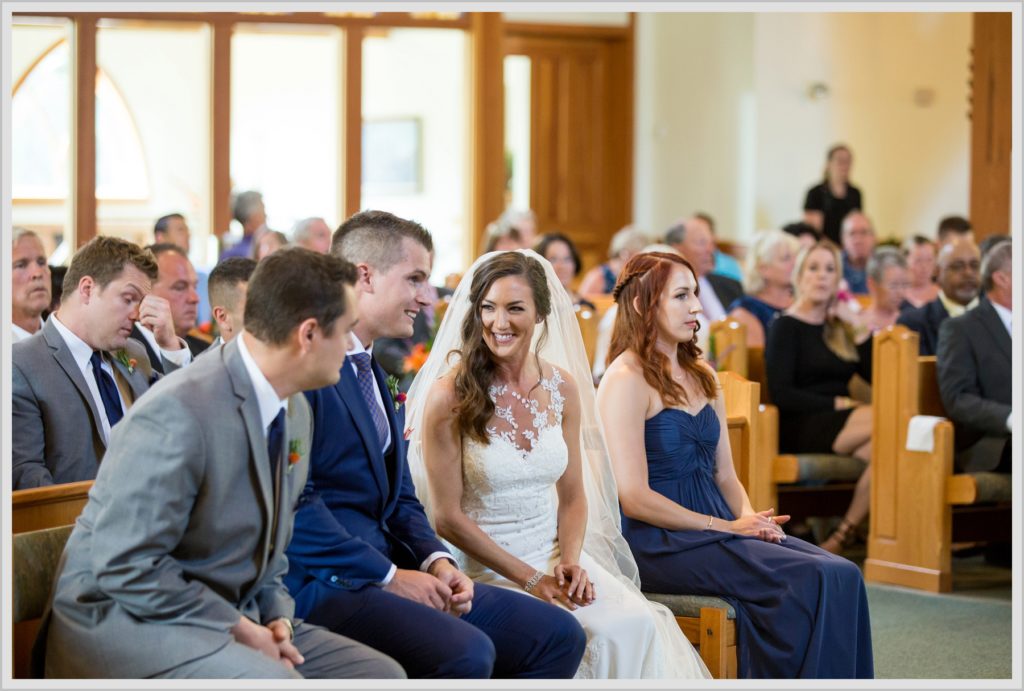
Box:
[51,316,128,444]
[133,322,193,368]
[696,275,728,354]
[350,339,452,584]
[236,333,288,430]
[11,319,42,344]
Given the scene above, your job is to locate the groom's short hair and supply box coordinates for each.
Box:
[331,210,433,272]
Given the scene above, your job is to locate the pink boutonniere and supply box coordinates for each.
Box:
[386,375,407,411]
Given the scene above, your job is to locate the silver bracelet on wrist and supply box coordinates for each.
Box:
[523,570,545,593]
[705,515,714,530]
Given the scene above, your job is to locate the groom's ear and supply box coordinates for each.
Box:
[355,263,374,292]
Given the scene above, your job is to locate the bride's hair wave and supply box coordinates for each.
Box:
[608,252,717,405]
[453,251,551,443]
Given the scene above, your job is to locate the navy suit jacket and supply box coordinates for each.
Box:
[896,297,951,356]
[285,355,446,594]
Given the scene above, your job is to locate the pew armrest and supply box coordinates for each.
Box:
[773,454,799,483]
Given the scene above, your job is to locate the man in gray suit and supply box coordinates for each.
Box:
[12,237,169,489]
[937,239,1013,473]
[38,248,404,679]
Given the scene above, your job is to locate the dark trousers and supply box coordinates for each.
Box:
[293,580,586,678]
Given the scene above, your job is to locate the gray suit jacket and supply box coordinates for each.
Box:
[39,338,313,678]
[936,297,1012,470]
[12,317,159,489]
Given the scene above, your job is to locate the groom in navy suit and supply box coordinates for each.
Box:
[285,211,586,678]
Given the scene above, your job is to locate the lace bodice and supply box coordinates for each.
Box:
[454,367,568,578]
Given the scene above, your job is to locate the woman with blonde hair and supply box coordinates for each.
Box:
[727,229,801,347]
[598,251,872,678]
[578,226,648,296]
[764,240,873,553]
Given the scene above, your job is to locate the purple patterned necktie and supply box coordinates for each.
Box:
[352,352,388,451]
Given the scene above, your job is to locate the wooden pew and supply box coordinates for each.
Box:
[865,325,1011,593]
[575,305,600,367]
[12,481,93,534]
[709,319,747,376]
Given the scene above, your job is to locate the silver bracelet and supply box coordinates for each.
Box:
[523,570,545,593]
[705,515,714,530]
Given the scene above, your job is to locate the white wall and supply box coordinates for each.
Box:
[636,12,972,245]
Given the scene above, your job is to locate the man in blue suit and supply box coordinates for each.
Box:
[285,211,586,678]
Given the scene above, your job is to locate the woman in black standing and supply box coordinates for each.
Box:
[803,144,862,245]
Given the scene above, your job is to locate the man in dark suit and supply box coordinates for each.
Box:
[897,236,981,356]
[285,211,586,678]
[12,237,166,489]
[39,248,403,679]
[937,239,1012,472]
[665,216,743,349]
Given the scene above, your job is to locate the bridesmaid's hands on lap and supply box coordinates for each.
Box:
[727,508,790,543]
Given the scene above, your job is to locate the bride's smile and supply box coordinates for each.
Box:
[480,274,538,361]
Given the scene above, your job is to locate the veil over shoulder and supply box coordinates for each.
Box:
[405,249,710,679]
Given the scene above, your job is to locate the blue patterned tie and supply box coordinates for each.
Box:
[266,409,285,478]
[352,352,389,451]
[90,351,124,428]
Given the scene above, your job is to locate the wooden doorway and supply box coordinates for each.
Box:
[503,22,634,272]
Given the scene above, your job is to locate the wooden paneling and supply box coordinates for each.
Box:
[504,22,633,273]
[72,17,96,247]
[211,20,232,239]
[344,26,363,220]
[969,13,1011,240]
[471,13,506,257]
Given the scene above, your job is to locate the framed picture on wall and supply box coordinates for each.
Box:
[362,117,422,195]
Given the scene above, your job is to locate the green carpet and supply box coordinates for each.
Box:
[868,578,1012,679]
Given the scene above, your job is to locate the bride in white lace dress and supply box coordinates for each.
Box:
[406,250,710,679]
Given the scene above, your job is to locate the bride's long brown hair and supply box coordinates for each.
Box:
[452,252,551,444]
[607,252,717,406]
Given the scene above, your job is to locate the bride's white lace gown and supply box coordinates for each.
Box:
[448,366,670,679]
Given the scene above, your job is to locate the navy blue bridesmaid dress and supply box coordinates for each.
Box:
[622,405,873,679]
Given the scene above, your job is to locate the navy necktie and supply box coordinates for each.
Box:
[90,351,124,429]
[352,352,389,451]
[266,409,285,478]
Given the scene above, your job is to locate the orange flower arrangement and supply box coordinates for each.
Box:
[403,343,430,374]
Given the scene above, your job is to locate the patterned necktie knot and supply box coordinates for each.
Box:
[352,351,373,372]
[351,352,389,451]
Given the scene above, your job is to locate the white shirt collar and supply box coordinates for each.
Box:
[51,314,99,373]
[938,290,978,318]
[990,300,1012,336]
[11,319,42,343]
[236,333,288,431]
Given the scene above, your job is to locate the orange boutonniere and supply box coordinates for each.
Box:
[115,349,137,374]
[287,440,303,471]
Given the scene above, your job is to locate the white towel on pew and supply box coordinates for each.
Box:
[906,415,946,453]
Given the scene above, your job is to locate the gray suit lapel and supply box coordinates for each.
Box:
[43,320,106,446]
[110,353,150,401]
[224,341,275,542]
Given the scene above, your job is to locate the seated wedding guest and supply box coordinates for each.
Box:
[598,251,872,679]
[221,189,267,261]
[411,250,709,679]
[691,211,743,283]
[856,247,910,334]
[578,225,648,296]
[12,237,164,489]
[39,248,402,680]
[154,212,211,328]
[803,143,862,245]
[665,216,744,351]
[839,211,876,295]
[765,240,874,554]
[782,220,821,250]
[254,230,290,261]
[208,257,257,347]
[139,243,207,360]
[285,211,586,679]
[292,217,333,254]
[897,236,980,356]
[727,228,800,347]
[11,227,51,343]
[937,239,1012,473]
[499,207,539,248]
[901,235,939,308]
[936,214,973,251]
[979,233,1011,258]
[534,232,595,310]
